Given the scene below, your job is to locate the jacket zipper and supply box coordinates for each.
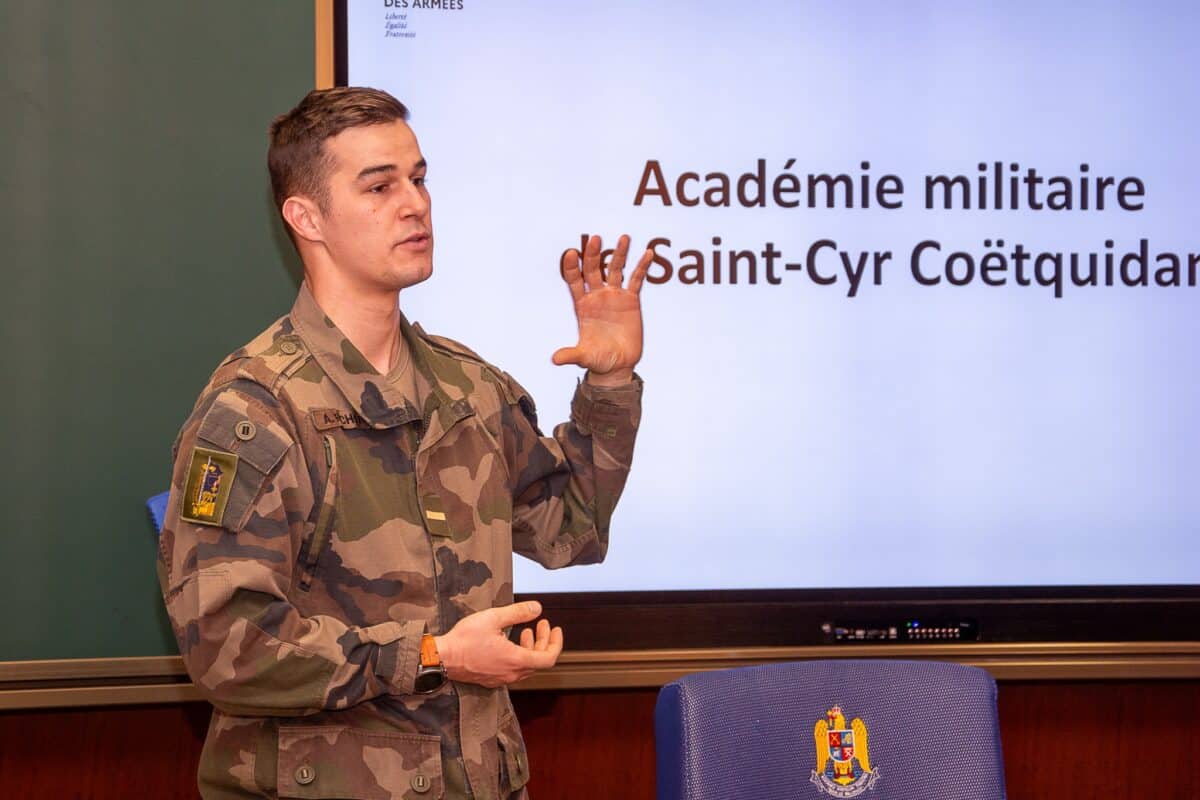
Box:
[299,434,338,591]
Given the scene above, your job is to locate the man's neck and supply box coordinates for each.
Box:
[305,275,402,375]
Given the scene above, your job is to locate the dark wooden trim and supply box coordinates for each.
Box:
[3,642,1199,709]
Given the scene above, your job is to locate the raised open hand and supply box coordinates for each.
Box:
[553,234,652,386]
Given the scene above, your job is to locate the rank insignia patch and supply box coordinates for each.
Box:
[421,493,450,538]
[810,705,881,797]
[180,447,238,526]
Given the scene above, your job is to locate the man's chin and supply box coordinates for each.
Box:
[394,262,433,292]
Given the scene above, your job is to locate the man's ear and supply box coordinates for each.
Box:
[281,196,324,243]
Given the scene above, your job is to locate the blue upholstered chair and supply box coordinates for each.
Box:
[146,490,170,534]
[655,659,1006,800]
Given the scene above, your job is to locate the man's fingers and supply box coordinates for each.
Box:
[488,600,542,629]
[559,249,585,302]
[628,247,653,295]
[545,626,563,661]
[507,624,565,677]
[606,234,630,288]
[519,627,534,649]
[532,618,551,651]
[517,645,560,671]
[551,346,585,367]
[581,235,604,290]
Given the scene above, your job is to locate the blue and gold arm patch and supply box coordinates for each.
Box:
[180,447,238,526]
[180,390,294,530]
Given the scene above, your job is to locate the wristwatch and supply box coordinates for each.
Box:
[414,633,447,694]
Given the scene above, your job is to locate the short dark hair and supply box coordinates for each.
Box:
[267,87,410,215]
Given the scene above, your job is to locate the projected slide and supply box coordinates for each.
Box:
[347,1,1200,591]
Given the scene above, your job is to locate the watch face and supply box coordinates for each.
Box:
[414,668,446,694]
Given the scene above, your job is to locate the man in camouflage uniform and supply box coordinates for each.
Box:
[157,87,650,799]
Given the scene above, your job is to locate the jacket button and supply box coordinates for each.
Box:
[411,773,431,793]
[280,340,299,355]
[295,765,316,786]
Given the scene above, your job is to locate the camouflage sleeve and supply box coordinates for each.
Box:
[502,374,643,568]
[157,385,423,717]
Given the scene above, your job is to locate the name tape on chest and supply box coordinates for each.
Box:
[311,408,372,431]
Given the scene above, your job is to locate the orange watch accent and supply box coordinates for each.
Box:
[414,633,447,694]
[420,633,442,667]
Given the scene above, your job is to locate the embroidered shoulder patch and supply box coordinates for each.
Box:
[180,447,239,526]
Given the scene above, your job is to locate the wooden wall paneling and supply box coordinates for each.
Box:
[998,681,1200,800]
[514,689,658,800]
[0,703,210,800]
[0,681,1197,799]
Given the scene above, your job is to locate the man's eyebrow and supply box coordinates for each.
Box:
[355,164,396,181]
[355,159,427,181]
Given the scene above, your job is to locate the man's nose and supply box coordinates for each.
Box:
[398,181,429,217]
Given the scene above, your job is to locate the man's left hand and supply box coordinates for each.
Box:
[553,234,652,386]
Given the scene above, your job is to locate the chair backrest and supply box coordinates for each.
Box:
[146,490,171,534]
[655,659,1005,800]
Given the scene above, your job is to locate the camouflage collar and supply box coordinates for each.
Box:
[289,284,469,431]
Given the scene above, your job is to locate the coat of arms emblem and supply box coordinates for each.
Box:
[810,705,880,797]
[191,456,225,520]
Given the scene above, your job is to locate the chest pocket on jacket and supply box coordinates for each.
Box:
[418,414,513,545]
[296,426,437,627]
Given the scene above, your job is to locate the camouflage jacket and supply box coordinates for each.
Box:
[157,284,642,799]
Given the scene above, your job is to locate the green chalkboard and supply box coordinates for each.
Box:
[0,2,313,660]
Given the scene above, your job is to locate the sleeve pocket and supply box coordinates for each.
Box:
[196,393,294,531]
[277,725,443,799]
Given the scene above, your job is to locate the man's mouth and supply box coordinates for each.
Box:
[397,232,431,249]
